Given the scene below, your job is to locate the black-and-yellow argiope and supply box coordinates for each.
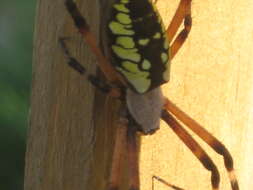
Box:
[59,0,240,189]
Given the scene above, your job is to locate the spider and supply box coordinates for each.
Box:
[60,0,239,189]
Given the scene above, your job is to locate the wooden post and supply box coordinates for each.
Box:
[25,0,253,190]
[140,1,253,190]
[24,0,115,189]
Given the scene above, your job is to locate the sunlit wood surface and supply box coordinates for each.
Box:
[25,1,253,190]
[139,1,253,190]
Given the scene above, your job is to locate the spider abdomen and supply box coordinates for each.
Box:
[107,0,170,94]
[126,87,164,134]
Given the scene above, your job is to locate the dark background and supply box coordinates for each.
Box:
[0,0,37,189]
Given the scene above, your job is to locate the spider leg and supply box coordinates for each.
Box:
[152,176,185,190]
[126,123,140,190]
[64,0,123,84]
[167,0,192,59]
[59,37,122,97]
[161,109,220,190]
[108,113,140,190]
[164,99,239,190]
[108,118,128,190]
[127,118,188,190]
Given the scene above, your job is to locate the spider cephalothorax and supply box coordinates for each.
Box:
[61,0,239,189]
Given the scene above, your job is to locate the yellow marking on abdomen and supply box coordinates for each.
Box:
[142,59,151,70]
[164,39,169,49]
[109,21,134,35]
[121,0,129,4]
[138,38,150,46]
[116,13,132,25]
[163,61,170,81]
[112,45,141,62]
[113,4,129,13]
[122,61,139,73]
[116,36,135,49]
[116,67,151,93]
[161,52,168,63]
[153,32,161,39]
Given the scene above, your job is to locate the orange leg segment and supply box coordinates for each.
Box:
[162,109,220,190]
[64,0,124,85]
[107,119,128,190]
[167,0,192,60]
[164,99,239,190]
[127,125,140,190]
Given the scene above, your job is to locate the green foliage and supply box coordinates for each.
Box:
[0,0,36,189]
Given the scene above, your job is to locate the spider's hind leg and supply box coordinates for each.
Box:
[161,109,220,190]
[164,99,240,190]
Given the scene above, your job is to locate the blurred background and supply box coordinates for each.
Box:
[0,0,37,189]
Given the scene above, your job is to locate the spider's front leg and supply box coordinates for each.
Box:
[164,1,239,189]
[59,37,122,97]
[64,0,124,85]
[166,0,192,59]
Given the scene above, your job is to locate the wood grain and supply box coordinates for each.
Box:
[140,1,253,190]
[24,0,102,189]
[25,0,253,190]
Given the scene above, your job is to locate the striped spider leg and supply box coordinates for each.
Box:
[60,37,185,190]
[61,0,239,190]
